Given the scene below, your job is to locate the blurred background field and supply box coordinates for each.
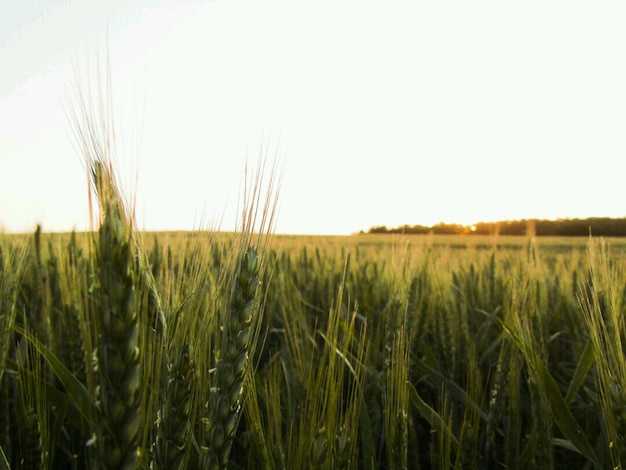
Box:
[16,229,626,256]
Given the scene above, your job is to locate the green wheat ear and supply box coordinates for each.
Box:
[90,162,142,470]
[200,246,260,469]
[154,343,195,470]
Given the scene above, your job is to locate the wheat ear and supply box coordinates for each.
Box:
[200,246,259,469]
[154,343,195,469]
[92,162,141,469]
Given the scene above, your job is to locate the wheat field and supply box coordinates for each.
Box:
[3,202,626,469]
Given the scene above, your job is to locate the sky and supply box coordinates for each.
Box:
[1,0,625,235]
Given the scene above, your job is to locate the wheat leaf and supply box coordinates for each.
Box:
[536,358,600,468]
[0,445,10,470]
[497,318,601,468]
[565,340,594,405]
[408,381,459,448]
[14,325,96,428]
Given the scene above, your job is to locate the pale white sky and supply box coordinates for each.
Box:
[1,0,625,235]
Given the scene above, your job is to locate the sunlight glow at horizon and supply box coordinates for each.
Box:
[1,0,626,235]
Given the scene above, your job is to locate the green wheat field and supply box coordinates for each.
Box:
[3,85,626,469]
[4,206,626,469]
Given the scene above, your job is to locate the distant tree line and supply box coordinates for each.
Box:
[364,217,626,237]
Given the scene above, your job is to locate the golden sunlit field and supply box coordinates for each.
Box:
[4,214,626,468]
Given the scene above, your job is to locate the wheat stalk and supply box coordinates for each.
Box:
[15,337,45,470]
